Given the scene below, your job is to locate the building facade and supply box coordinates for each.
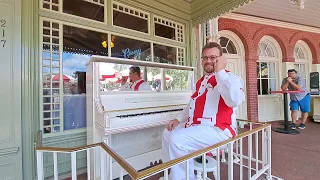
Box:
[217,14,320,122]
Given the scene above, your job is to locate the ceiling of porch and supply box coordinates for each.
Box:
[234,0,320,28]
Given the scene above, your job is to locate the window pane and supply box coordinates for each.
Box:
[270,79,276,92]
[260,62,268,78]
[298,48,305,59]
[113,10,148,33]
[111,35,151,60]
[257,62,260,78]
[261,79,269,95]
[154,44,176,64]
[269,63,276,78]
[166,69,189,90]
[62,25,107,131]
[63,25,108,56]
[300,64,306,78]
[220,37,228,47]
[257,79,261,95]
[226,40,237,54]
[266,45,274,57]
[154,23,175,40]
[63,0,104,22]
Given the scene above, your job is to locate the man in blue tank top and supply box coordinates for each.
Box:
[281,69,310,129]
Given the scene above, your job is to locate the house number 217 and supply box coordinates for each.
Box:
[1,19,7,48]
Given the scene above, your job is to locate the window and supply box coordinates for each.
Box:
[257,62,277,95]
[39,0,189,135]
[112,2,149,33]
[41,20,110,134]
[294,43,310,89]
[110,35,150,60]
[63,0,104,22]
[257,40,278,95]
[220,37,237,54]
[294,64,307,88]
[153,16,184,43]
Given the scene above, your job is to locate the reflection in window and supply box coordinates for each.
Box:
[59,25,110,132]
[153,16,184,43]
[113,3,148,33]
[220,37,237,54]
[155,23,175,40]
[111,35,151,61]
[98,63,191,92]
[257,62,277,95]
[154,44,176,64]
[63,0,104,22]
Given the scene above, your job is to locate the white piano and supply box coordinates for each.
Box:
[86,56,195,179]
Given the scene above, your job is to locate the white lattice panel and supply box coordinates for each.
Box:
[41,19,63,134]
[177,48,185,65]
[112,2,149,20]
[42,0,59,11]
[84,0,105,6]
[153,15,185,43]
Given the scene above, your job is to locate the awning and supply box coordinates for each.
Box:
[190,0,255,26]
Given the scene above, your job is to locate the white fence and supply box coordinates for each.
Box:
[36,120,281,180]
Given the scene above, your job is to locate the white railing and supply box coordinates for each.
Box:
[36,120,282,180]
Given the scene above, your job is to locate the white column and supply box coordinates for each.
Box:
[207,18,220,43]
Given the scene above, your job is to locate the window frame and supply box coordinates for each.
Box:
[294,41,312,90]
[257,37,281,97]
[38,0,190,137]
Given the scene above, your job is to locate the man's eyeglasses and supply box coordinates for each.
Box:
[201,56,220,61]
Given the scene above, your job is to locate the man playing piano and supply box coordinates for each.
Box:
[161,42,245,180]
[120,66,152,91]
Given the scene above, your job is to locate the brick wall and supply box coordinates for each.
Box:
[218,18,320,121]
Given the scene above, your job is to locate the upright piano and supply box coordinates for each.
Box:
[86,56,195,179]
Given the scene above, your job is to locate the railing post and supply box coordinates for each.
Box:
[53,152,58,180]
[248,134,252,179]
[71,152,77,180]
[87,149,91,180]
[228,143,233,180]
[266,126,272,180]
[101,146,107,180]
[36,151,44,180]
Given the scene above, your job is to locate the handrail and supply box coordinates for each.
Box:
[35,120,271,180]
[35,131,139,179]
[135,123,271,179]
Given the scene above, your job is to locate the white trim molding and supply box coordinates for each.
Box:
[221,13,320,34]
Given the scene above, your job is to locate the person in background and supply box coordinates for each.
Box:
[120,66,152,91]
[281,69,310,129]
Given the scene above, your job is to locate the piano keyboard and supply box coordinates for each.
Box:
[116,108,183,118]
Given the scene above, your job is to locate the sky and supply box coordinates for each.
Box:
[62,52,116,77]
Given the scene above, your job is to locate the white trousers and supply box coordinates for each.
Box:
[162,122,231,180]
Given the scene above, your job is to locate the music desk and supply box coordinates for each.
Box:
[270,90,305,135]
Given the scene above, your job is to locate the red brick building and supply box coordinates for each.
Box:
[217,14,320,122]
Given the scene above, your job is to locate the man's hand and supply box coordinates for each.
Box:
[287,77,293,83]
[167,119,179,131]
[121,77,128,85]
[214,56,227,73]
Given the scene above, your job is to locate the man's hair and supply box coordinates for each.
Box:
[288,69,297,73]
[129,66,141,77]
[202,42,223,56]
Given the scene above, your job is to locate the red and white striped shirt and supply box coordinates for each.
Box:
[120,79,152,91]
[176,70,245,137]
